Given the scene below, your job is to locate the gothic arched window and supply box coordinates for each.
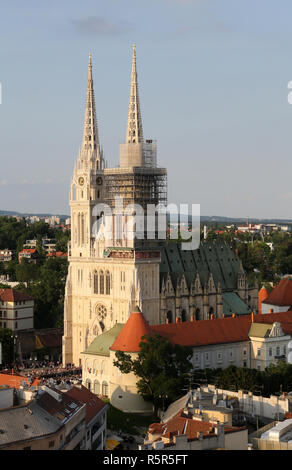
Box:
[94,380,100,395]
[81,213,85,245]
[195,308,200,321]
[106,271,110,295]
[94,271,98,294]
[100,270,104,294]
[102,381,108,397]
[166,311,173,324]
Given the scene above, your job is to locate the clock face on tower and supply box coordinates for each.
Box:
[96,176,103,186]
[78,177,84,186]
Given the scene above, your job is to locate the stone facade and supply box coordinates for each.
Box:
[62,47,258,368]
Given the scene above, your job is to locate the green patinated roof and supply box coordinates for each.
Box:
[81,323,124,357]
[222,292,252,316]
[248,323,272,338]
[159,241,242,291]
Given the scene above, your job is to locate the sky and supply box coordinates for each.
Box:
[1,0,292,218]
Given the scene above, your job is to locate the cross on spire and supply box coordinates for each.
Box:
[126,44,144,144]
[81,53,101,161]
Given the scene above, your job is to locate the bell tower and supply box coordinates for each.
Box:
[70,54,105,259]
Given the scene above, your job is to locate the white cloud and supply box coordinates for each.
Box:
[72,16,133,36]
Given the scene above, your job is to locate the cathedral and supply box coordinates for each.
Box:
[62,46,258,367]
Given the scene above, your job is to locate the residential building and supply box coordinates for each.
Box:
[0,289,34,332]
[251,419,292,450]
[200,384,290,421]
[0,249,14,262]
[23,238,57,254]
[141,399,248,450]
[249,321,290,371]
[18,248,38,264]
[0,385,86,450]
[65,385,108,450]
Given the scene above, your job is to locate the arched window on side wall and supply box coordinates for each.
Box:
[94,271,98,294]
[102,381,108,397]
[100,270,104,294]
[94,380,100,395]
[166,311,173,324]
[106,271,110,295]
[208,307,214,319]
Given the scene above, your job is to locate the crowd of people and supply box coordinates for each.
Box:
[0,359,82,389]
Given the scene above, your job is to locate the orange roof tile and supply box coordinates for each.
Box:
[109,310,292,353]
[264,278,292,307]
[148,410,246,441]
[151,311,292,348]
[258,287,269,314]
[46,251,67,258]
[0,288,33,302]
[0,372,40,389]
[110,308,152,352]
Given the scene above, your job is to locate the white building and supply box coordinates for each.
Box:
[0,289,34,331]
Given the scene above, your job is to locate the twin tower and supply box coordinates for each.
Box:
[62,46,167,366]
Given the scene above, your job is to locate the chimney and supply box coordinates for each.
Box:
[190,314,194,322]
[232,313,236,318]
[222,314,225,318]
[166,318,169,324]
[210,314,214,320]
[269,308,274,314]
[176,317,180,323]
[251,312,254,323]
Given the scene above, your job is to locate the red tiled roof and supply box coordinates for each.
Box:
[110,308,152,352]
[151,311,292,347]
[0,288,33,302]
[148,410,246,442]
[258,287,269,315]
[109,310,292,353]
[19,249,37,254]
[66,385,107,424]
[0,372,40,389]
[151,315,251,347]
[46,251,67,258]
[263,278,292,307]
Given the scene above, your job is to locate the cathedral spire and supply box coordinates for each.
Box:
[81,53,101,161]
[126,44,144,144]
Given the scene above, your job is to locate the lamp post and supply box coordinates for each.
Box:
[10,334,18,367]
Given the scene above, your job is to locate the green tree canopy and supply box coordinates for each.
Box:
[0,328,13,365]
[114,333,193,415]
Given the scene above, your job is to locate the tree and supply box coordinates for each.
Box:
[0,328,13,365]
[114,334,193,416]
